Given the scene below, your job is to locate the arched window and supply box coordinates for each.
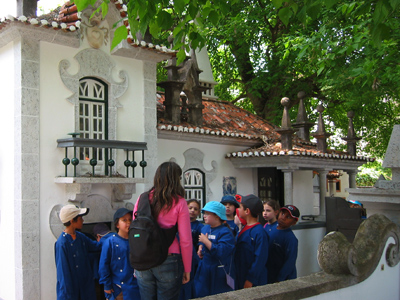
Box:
[78,77,108,162]
[184,169,205,216]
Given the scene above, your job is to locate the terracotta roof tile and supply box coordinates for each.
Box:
[157,93,280,141]
[0,0,175,56]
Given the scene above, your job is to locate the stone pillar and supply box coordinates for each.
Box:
[14,36,41,299]
[345,170,358,189]
[318,170,328,217]
[342,111,361,156]
[158,81,184,124]
[282,169,294,205]
[17,0,37,17]
[143,61,160,190]
[276,97,295,150]
[293,91,314,141]
[312,105,331,152]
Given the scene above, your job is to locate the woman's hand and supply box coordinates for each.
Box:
[182,272,190,284]
[104,289,113,294]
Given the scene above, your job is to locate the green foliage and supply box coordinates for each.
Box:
[73,0,400,159]
[356,161,392,186]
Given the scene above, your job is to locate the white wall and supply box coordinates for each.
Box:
[304,237,400,300]
[157,139,256,202]
[293,227,325,277]
[39,41,146,299]
[0,41,16,300]
[293,170,315,217]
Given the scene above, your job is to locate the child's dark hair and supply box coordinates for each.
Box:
[187,199,201,209]
[263,199,280,212]
[63,215,80,227]
[114,218,120,233]
[241,203,258,218]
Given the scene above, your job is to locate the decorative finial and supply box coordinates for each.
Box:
[293,91,314,141]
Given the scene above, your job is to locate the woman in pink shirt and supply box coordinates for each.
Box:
[133,161,192,300]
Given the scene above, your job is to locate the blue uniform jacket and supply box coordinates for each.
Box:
[266,227,298,283]
[99,234,141,300]
[92,232,114,280]
[55,231,101,300]
[194,224,236,298]
[235,224,269,289]
[264,221,278,236]
[180,220,204,300]
[226,219,239,237]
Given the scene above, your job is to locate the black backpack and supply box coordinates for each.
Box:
[129,192,177,271]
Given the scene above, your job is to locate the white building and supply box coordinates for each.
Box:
[0,1,372,299]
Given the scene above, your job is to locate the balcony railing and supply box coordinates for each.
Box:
[57,135,147,178]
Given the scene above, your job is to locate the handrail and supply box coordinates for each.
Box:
[57,137,147,178]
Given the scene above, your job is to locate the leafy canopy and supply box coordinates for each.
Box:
[73,0,400,159]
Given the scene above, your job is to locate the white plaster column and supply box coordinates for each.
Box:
[345,169,358,189]
[318,170,328,217]
[143,61,158,189]
[282,169,294,205]
[14,35,41,299]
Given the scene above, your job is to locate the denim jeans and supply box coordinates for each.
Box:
[135,254,184,300]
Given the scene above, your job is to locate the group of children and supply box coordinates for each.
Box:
[181,194,300,299]
[55,195,300,300]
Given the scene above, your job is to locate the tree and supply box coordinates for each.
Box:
[74,0,400,158]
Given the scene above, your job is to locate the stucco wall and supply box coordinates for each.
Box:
[293,170,315,216]
[39,40,147,299]
[157,139,256,201]
[0,40,16,300]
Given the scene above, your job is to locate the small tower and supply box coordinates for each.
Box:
[342,111,361,156]
[292,91,314,141]
[312,105,331,152]
[276,97,296,150]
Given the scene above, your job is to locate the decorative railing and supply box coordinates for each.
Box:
[57,134,147,178]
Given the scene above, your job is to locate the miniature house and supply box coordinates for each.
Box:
[0,1,373,299]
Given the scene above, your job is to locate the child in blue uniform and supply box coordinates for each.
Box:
[220,195,240,237]
[180,199,204,300]
[262,199,280,235]
[235,194,269,289]
[267,205,300,284]
[55,204,101,300]
[194,201,236,298]
[99,208,141,300]
[92,223,114,300]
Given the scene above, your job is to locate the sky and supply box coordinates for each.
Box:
[1,0,64,17]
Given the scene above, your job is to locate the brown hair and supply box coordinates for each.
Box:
[150,161,185,218]
[263,199,280,212]
[187,199,201,209]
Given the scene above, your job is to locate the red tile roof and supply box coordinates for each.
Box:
[157,93,375,162]
[0,0,175,56]
[157,93,281,141]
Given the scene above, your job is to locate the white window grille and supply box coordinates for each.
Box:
[78,78,107,162]
[184,169,205,218]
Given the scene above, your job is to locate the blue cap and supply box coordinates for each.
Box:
[114,208,132,222]
[202,201,227,221]
[220,195,239,208]
[348,200,363,207]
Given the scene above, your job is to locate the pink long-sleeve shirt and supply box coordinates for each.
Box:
[133,193,193,273]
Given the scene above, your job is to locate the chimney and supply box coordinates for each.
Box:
[17,0,37,17]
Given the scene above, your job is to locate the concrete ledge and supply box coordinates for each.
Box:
[194,272,357,300]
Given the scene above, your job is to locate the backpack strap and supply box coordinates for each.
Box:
[137,191,177,247]
[136,192,152,217]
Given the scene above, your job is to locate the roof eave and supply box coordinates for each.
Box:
[228,155,368,171]
[158,130,263,147]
